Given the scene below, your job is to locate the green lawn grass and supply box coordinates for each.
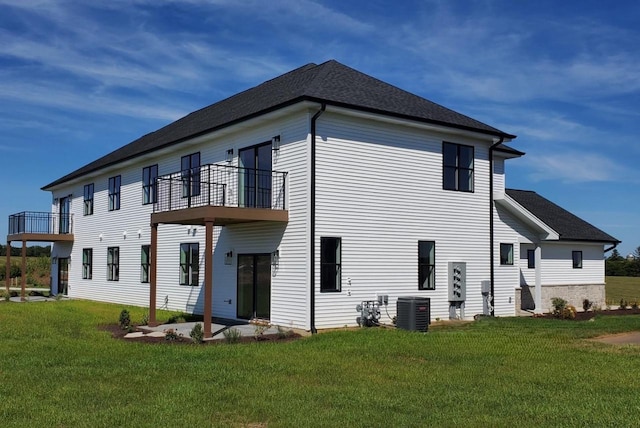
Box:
[1,300,640,427]
[606,276,640,303]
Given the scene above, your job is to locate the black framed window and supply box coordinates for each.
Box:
[108,175,121,211]
[418,241,436,290]
[142,165,158,205]
[141,245,151,283]
[443,142,474,192]
[107,247,119,281]
[500,243,514,265]
[527,249,535,269]
[572,251,583,269]
[83,183,94,216]
[180,243,199,286]
[320,237,341,292]
[181,153,201,198]
[82,248,92,279]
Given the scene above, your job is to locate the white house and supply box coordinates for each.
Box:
[6,60,618,334]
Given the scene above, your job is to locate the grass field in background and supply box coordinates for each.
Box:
[606,276,640,303]
[1,300,640,426]
[0,256,50,287]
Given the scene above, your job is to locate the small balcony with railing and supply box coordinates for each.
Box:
[151,164,289,226]
[7,211,74,242]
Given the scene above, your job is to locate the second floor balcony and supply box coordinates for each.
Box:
[152,164,289,226]
[7,211,74,242]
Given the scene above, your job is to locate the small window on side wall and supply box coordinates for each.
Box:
[572,251,583,269]
[500,243,514,265]
[418,241,435,290]
[320,237,341,292]
[527,249,535,269]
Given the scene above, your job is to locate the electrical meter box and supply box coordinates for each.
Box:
[448,262,466,301]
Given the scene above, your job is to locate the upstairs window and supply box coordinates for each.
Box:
[180,243,199,286]
[500,243,514,265]
[418,241,436,290]
[83,183,94,216]
[181,153,201,199]
[82,248,93,279]
[572,251,583,269]
[443,142,474,192]
[108,175,121,211]
[320,237,341,292]
[107,247,119,281]
[142,165,158,205]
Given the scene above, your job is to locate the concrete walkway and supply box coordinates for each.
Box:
[138,320,280,341]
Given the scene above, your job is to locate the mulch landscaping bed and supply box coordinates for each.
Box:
[536,308,640,321]
[100,324,302,345]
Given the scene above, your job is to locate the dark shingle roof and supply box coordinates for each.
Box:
[506,189,619,244]
[43,60,516,189]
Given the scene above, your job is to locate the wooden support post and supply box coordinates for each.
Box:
[204,220,214,338]
[149,223,158,326]
[21,240,26,301]
[5,240,10,294]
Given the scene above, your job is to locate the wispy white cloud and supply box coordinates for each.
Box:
[525,151,636,184]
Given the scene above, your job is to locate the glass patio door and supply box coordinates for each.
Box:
[237,254,271,320]
[59,196,70,234]
[238,143,272,208]
[58,258,69,295]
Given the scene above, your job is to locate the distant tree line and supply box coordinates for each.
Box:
[606,247,640,277]
[0,244,51,257]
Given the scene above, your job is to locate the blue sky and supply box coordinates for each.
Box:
[1,0,638,255]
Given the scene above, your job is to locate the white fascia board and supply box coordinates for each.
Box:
[495,195,560,241]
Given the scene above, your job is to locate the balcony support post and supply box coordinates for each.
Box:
[20,239,26,301]
[148,223,159,327]
[5,240,10,294]
[204,220,214,338]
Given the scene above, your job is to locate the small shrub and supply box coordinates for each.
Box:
[582,299,593,312]
[0,290,9,301]
[551,297,567,317]
[619,299,629,310]
[141,311,150,326]
[164,328,181,341]
[592,304,602,313]
[276,326,294,339]
[254,324,268,340]
[118,309,131,330]
[223,327,242,344]
[631,301,639,310]
[189,323,204,344]
[563,305,577,320]
[167,314,187,324]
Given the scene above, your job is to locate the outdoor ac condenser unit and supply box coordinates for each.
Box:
[396,296,430,332]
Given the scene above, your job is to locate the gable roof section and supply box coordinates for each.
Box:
[43,60,517,190]
[505,189,619,244]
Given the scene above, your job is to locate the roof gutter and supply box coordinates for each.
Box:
[604,242,618,253]
[489,136,504,317]
[309,103,326,334]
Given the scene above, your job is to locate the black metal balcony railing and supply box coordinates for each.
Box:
[154,164,287,213]
[8,211,73,235]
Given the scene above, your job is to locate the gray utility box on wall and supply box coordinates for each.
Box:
[396,297,430,332]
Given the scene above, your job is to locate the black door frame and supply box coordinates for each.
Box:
[236,253,271,320]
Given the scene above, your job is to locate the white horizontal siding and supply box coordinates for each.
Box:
[313,112,499,327]
[539,243,605,285]
[48,111,311,328]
